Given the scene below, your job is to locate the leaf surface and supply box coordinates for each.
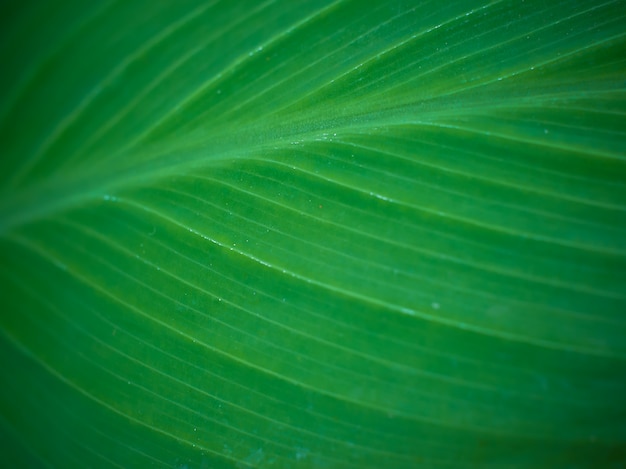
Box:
[1,0,625,467]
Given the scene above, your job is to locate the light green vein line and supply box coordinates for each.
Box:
[337,138,626,213]
[492,100,626,117]
[324,88,626,158]
[0,329,268,469]
[43,286,376,466]
[7,115,608,312]
[14,225,412,400]
[63,310,416,464]
[61,214,583,408]
[264,0,502,119]
[446,104,626,134]
[486,115,626,138]
[366,119,626,191]
[350,117,626,193]
[101,210,611,408]
[297,144,626,234]
[52,217,455,407]
[3,96,620,245]
[1,268,338,468]
[510,102,626,119]
[116,90,615,193]
[120,0,345,156]
[6,229,576,442]
[5,1,217,191]
[0,328,173,468]
[350,106,626,166]
[421,92,626,129]
[204,1,421,124]
[361,2,625,107]
[0,0,118,126]
[239,164,626,301]
[1,102,623,249]
[421,118,626,166]
[147,185,623,382]
[381,30,626,139]
[111,197,626,360]
[76,287,434,452]
[345,0,619,103]
[50,218,501,420]
[57,0,285,173]
[188,169,626,314]
[100,208,573,402]
[175,169,626,316]
[207,166,626,316]
[330,1,544,99]
[6,231,570,440]
[25,340,186,464]
[55,0,223,173]
[240,150,626,258]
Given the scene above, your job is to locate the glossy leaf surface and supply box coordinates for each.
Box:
[1,0,625,467]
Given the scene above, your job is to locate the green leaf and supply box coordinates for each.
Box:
[1,0,625,467]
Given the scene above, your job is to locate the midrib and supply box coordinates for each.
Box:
[0,115,398,235]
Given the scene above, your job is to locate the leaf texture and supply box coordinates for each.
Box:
[1,0,625,467]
